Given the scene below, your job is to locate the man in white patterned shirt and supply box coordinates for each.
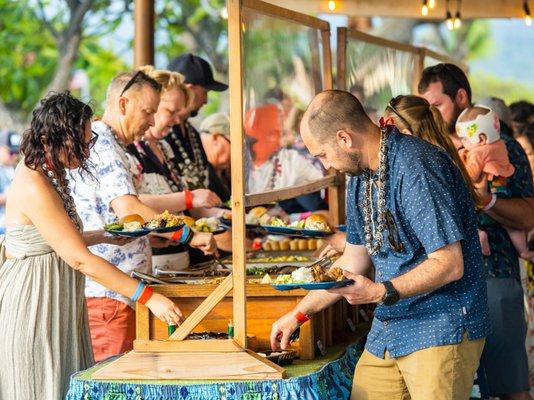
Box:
[69,70,217,362]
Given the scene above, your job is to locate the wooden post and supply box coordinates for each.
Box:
[134,0,155,67]
[336,27,347,91]
[228,0,247,348]
[412,48,426,95]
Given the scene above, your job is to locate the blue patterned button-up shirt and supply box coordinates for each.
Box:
[346,129,489,358]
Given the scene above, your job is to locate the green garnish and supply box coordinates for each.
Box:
[105,222,124,231]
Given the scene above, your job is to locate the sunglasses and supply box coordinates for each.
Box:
[386,97,413,133]
[384,209,405,253]
[120,70,143,97]
[87,130,99,150]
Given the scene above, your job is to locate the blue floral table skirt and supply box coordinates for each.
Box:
[66,345,360,400]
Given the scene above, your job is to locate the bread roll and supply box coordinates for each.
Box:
[304,214,330,231]
[179,215,195,227]
[298,239,308,251]
[280,239,290,251]
[245,206,268,224]
[121,214,145,225]
[270,240,280,251]
[307,239,317,250]
[262,241,272,251]
[289,239,299,251]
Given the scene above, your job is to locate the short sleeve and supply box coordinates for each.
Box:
[91,138,137,207]
[504,135,534,198]
[346,177,362,245]
[400,153,466,254]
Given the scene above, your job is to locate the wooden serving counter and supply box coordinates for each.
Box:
[135,283,347,360]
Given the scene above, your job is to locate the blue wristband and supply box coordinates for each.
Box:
[131,281,145,302]
[179,225,191,244]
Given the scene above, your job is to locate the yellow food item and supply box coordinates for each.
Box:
[120,214,145,225]
[262,241,272,251]
[289,239,299,251]
[307,239,317,251]
[297,239,308,251]
[246,206,268,224]
[304,214,330,232]
[279,239,290,251]
[270,240,280,251]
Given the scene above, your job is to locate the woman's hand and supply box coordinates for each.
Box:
[145,293,184,326]
[192,189,221,208]
[189,231,218,255]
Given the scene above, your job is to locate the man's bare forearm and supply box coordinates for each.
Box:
[485,197,534,230]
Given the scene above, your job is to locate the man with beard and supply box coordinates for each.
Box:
[419,64,534,400]
[270,90,489,400]
[165,54,229,202]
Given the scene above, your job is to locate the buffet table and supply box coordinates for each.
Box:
[66,343,360,400]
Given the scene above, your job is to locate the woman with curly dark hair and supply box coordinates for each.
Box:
[0,92,183,400]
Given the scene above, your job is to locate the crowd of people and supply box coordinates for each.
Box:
[0,53,533,400]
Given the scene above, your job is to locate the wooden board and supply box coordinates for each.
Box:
[92,350,285,380]
[134,339,243,353]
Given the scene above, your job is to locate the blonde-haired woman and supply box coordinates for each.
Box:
[126,66,227,271]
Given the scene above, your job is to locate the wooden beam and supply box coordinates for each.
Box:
[133,339,243,353]
[347,29,420,55]
[135,302,150,341]
[412,48,425,95]
[321,28,333,90]
[245,175,338,207]
[264,0,527,19]
[169,275,233,340]
[152,284,309,298]
[228,0,248,348]
[337,27,348,91]
[244,0,330,30]
[133,0,154,67]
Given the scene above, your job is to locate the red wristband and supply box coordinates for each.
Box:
[138,286,154,305]
[185,190,194,210]
[295,311,310,324]
[171,227,184,242]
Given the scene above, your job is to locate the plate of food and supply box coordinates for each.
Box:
[105,211,184,237]
[173,215,227,234]
[270,264,352,291]
[222,207,334,238]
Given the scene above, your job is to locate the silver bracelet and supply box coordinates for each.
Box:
[483,194,497,211]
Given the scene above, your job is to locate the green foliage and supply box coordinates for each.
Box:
[470,70,534,104]
[0,0,58,114]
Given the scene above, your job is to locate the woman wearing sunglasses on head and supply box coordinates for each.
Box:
[0,92,183,400]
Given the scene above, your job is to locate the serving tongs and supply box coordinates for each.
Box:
[305,255,333,270]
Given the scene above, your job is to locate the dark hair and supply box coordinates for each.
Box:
[518,123,534,151]
[418,63,472,103]
[21,91,93,180]
[509,100,534,124]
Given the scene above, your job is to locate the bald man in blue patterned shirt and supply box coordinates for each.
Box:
[270,90,489,400]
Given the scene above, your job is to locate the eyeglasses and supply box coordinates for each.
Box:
[120,70,143,97]
[87,130,99,150]
[384,209,405,253]
[386,97,413,132]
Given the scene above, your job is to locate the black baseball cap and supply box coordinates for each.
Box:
[168,53,228,92]
[0,130,21,153]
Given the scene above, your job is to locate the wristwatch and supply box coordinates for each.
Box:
[381,281,400,306]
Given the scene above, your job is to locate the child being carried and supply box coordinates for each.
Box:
[456,105,534,260]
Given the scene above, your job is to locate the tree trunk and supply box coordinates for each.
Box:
[42,32,82,97]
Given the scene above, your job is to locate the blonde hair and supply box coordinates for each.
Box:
[385,95,481,208]
[138,65,195,109]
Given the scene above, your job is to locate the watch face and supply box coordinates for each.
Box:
[383,291,400,306]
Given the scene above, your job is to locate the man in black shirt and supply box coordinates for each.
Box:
[166,53,230,202]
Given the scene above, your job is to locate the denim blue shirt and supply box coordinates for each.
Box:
[346,129,489,358]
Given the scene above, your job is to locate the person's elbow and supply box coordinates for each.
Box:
[446,259,464,282]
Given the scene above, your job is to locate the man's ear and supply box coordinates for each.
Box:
[118,97,128,115]
[336,129,353,150]
[455,88,470,109]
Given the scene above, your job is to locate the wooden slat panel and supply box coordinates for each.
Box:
[92,350,285,380]
[321,28,333,90]
[169,275,233,340]
[136,303,150,341]
[245,175,338,207]
[265,0,526,19]
[336,27,348,91]
[133,339,243,353]
[244,0,330,30]
[152,284,309,298]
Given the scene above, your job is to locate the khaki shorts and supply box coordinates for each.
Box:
[351,334,485,400]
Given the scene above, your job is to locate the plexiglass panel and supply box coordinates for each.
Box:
[241,7,328,196]
[346,38,416,123]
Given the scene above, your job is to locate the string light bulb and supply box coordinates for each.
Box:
[446,11,454,30]
[328,0,336,11]
[220,6,228,19]
[429,0,436,9]
[524,1,532,26]
[454,11,462,28]
[421,0,429,16]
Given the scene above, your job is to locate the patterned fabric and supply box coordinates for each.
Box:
[248,148,324,194]
[481,133,534,281]
[68,121,152,308]
[346,129,489,358]
[66,344,359,400]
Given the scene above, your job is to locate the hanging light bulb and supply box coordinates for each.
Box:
[524,1,532,26]
[454,11,462,28]
[328,0,336,11]
[220,6,228,19]
[421,0,429,16]
[446,10,454,30]
[429,0,436,9]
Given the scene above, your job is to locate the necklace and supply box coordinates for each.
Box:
[267,155,282,191]
[362,127,388,256]
[169,123,209,190]
[42,163,82,231]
